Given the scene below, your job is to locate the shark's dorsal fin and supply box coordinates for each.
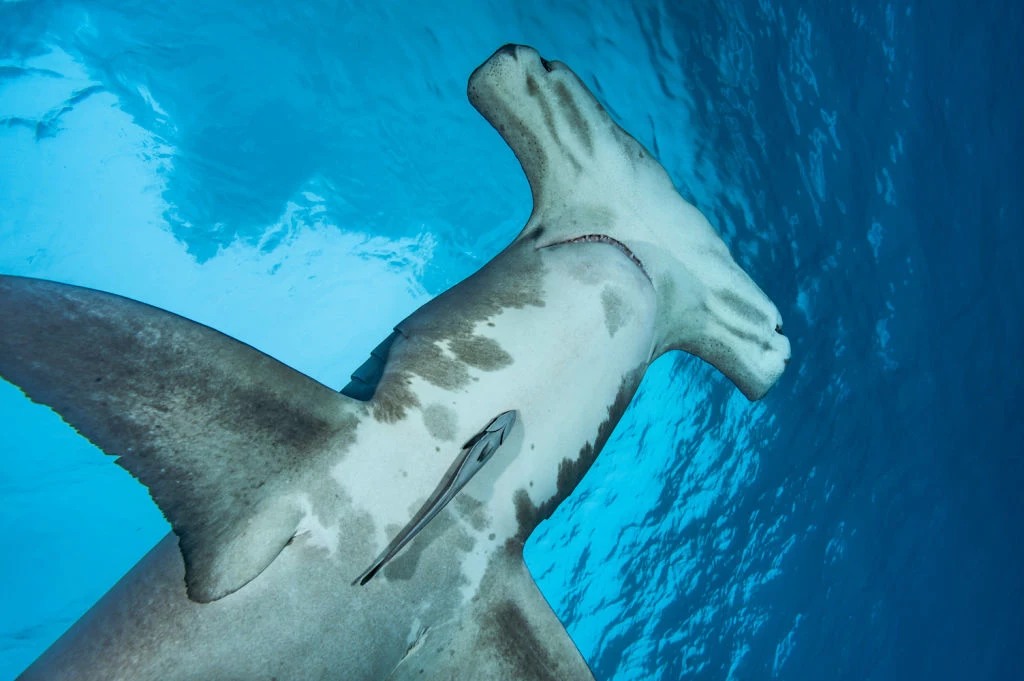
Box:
[355,410,517,586]
[0,276,354,602]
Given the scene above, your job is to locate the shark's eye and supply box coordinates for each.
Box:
[540,58,554,73]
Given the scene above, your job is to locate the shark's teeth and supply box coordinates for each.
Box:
[546,234,650,281]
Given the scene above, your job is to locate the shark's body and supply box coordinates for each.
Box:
[5,45,789,680]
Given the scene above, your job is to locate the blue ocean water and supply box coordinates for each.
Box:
[1,0,1020,679]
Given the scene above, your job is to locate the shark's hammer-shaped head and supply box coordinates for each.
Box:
[469,44,790,399]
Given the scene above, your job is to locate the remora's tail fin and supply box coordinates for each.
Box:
[0,275,355,602]
[386,549,596,681]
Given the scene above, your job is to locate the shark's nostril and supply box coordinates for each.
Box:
[540,57,554,72]
[775,324,783,334]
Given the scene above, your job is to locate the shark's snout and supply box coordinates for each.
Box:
[472,44,556,91]
[494,43,519,60]
[750,310,791,399]
[468,43,610,209]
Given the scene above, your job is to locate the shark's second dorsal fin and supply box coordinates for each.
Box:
[0,276,354,602]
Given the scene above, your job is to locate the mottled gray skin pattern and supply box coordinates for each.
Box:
[6,43,790,681]
[372,244,546,425]
[7,238,633,681]
[0,276,358,603]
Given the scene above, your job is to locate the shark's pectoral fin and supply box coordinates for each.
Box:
[387,549,595,681]
[355,410,517,585]
[0,275,354,602]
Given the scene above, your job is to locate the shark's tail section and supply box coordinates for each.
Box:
[0,275,357,602]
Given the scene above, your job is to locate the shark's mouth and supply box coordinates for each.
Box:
[544,234,651,281]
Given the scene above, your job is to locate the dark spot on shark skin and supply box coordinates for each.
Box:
[716,316,764,346]
[553,81,593,154]
[528,225,545,241]
[454,494,490,532]
[513,367,644,542]
[601,288,626,337]
[382,509,475,583]
[525,74,539,97]
[449,335,513,371]
[527,73,583,176]
[561,150,583,174]
[440,545,595,681]
[479,600,562,681]
[532,77,558,143]
[371,337,466,423]
[717,288,771,326]
[512,489,538,545]
[371,369,421,423]
[217,384,336,452]
[371,247,546,423]
[422,404,458,442]
[415,343,473,389]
